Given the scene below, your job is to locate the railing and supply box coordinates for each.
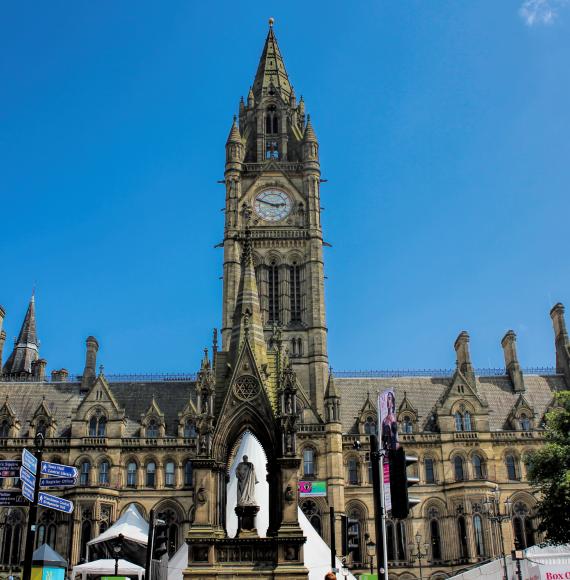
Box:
[333,366,557,378]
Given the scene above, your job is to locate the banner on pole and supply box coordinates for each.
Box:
[383,462,392,511]
[378,389,399,450]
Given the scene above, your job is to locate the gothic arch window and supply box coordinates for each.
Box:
[290,262,302,323]
[347,456,359,485]
[457,516,469,559]
[36,418,47,437]
[165,461,176,487]
[79,460,91,486]
[464,411,472,432]
[183,460,193,487]
[512,502,535,548]
[1,509,23,565]
[303,447,315,477]
[268,261,280,324]
[454,455,466,481]
[146,461,156,488]
[126,461,137,488]
[36,511,56,549]
[147,419,159,439]
[505,454,519,481]
[183,419,197,438]
[473,514,485,557]
[89,413,107,437]
[472,454,485,479]
[301,500,322,537]
[347,506,365,565]
[0,419,10,438]
[455,412,463,432]
[428,507,442,561]
[80,516,92,561]
[519,413,531,431]
[425,457,436,484]
[265,105,279,135]
[364,416,377,435]
[98,460,110,486]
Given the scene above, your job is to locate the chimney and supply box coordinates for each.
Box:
[550,303,570,384]
[32,358,47,381]
[81,336,99,392]
[51,368,69,382]
[454,331,475,385]
[501,330,525,392]
[0,305,5,370]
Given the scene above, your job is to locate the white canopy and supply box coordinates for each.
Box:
[72,558,144,580]
[88,504,149,547]
[167,544,188,580]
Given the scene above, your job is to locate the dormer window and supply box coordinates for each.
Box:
[454,407,473,432]
[147,419,159,438]
[364,416,377,435]
[89,415,107,437]
[36,419,47,437]
[183,419,197,438]
[519,413,530,431]
[402,417,413,434]
[0,420,10,438]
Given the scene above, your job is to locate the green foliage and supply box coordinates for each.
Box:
[527,391,570,544]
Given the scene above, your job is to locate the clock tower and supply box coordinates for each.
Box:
[221,20,328,416]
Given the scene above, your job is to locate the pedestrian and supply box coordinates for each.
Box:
[325,573,337,580]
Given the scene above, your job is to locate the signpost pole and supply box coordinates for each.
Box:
[22,434,44,580]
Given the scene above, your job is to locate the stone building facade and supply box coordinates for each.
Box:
[0,21,569,579]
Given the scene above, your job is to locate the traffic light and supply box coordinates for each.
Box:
[152,520,168,560]
[389,446,420,519]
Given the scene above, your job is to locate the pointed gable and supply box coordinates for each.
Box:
[2,294,39,375]
[76,373,122,419]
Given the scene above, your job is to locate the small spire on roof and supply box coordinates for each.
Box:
[269,17,274,28]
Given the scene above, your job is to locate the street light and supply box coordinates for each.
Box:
[365,534,376,575]
[483,487,512,580]
[408,531,429,580]
[113,533,124,576]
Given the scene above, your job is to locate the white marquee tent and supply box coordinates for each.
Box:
[72,558,145,580]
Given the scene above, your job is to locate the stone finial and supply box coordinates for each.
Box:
[550,302,570,383]
[454,330,475,384]
[501,330,525,393]
[81,336,99,392]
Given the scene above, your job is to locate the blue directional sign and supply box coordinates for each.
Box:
[37,492,74,514]
[0,460,21,478]
[0,491,27,507]
[40,461,78,479]
[22,481,34,502]
[40,476,76,488]
[22,449,37,475]
[20,466,35,488]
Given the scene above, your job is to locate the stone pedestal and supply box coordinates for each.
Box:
[235,504,260,537]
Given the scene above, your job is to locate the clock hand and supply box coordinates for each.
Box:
[258,199,286,208]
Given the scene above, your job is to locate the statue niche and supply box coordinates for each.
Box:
[235,454,260,537]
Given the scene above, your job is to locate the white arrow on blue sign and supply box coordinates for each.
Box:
[37,492,74,514]
[40,476,76,488]
[20,466,35,488]
[40,461,78,479]
[22,449,37,475]
[22,481,34,502]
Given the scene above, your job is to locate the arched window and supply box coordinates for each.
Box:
[473,514,485,556]
[347,507,364,565]
[429,512,442,561]
[506,454,519,480]
[184,460,193,487]
[303,448,315,477]
[348,457,359,485]
[147,419,159,438]
[472,454,484,479]
[455,412,463,432]
[386,521,395,561]
[79,460,91,486]
[397,521,407,560]
[157,508,180,557]
[0,420,10,438]
[512,502,535,548]
[520,414,531,431]
[290,263,302,323]
[127,462,137,487]
[364,416,377,435]
[97,416,107,437]
[80,519,91,561]
[89,416,98,436]
[165,461,175,487]
[146,461,156,487]
[99,460,110,485]
[458,516,469,559]
[183,419,197,438]
[464,411,472,432]
[301,500,322,537]
[36,419,47,437]
[268,261,280,324]
[265,105,279,135]
[35,513,56,549]
[454,456,465,481]
[402,417,413,434]
[425,458,435,484]
[1,510,23,565]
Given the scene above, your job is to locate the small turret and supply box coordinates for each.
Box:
[501,330,525,393]
[550,303,570,384]
[81,336,99,392]
[247,86,255,109]
[225,116,244,164]
[324,369,340,423]
[302,116,319,162]
[290,87,297,108]
[454,330,475,385]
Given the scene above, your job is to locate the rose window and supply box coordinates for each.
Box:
[233,375,260,401]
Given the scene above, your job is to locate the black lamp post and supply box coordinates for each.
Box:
[113,533,124,576]
[365,534,376,575]
[483,487,512,580]
[408,531,429,580]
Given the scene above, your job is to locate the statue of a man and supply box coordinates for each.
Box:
[236,455,258,506]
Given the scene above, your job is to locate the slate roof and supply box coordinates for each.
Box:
[335,373,566,433]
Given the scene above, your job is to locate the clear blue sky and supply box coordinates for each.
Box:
[1,1,569,374]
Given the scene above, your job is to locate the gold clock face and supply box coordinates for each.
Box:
[254,189,292,222]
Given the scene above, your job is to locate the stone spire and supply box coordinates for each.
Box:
[226,116,242,144]
[229,228,267,367]
[2,294,39,376]
[252,19,292,101]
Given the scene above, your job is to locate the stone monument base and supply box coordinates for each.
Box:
[235,504,260,538]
